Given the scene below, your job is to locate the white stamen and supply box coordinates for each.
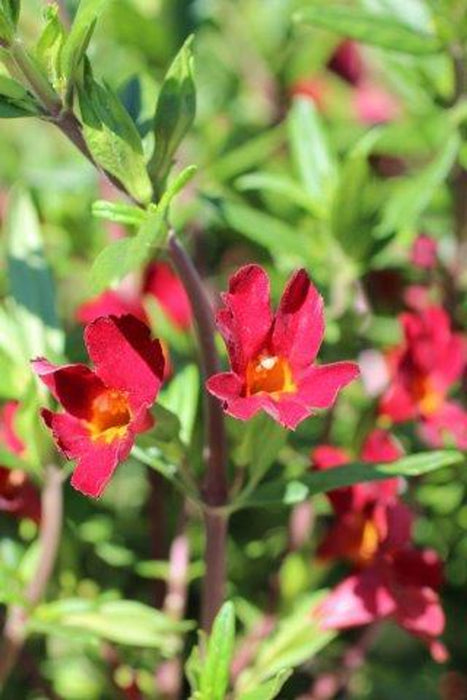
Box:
[259,356,278,371]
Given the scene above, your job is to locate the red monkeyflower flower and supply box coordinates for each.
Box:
[0,402,41,522]
[312,431,447,661]
[77,262,192,331]
[206,265,359,429]
[379,306,466,449]
[32,315,165,498]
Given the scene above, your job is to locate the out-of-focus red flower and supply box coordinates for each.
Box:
[313,430,447,661]
[0,402,41,522]
[77,262,192,331]
[411,233,438,269]
[143,262,192,331]
[328,40,365,85]
[379,306,466,448]
[312,429,402,559]
[207,265,359,429]
[404,284,433,311]
[353,82,400,125]
[33,315,165,498]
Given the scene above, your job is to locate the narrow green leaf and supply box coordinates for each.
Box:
[331,150,371,260]
[91,200,147,226]
[61,0,108,82]
[35,5,66,93]
[0,76,40,117]
[287,98,336,206]
[379,134,460,235]
[5,185,63,359]
[30,599,193,651]
[236,669,292,700]
[200,601,236,700]
[236,450,464,509]
[210,198,308,259]
[0,446,31,471]
[236,171,325,218]
[295,5,442,55]
[148,36,196,194]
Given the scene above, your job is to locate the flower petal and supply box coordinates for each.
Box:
[318,567,396,629]
[33,360,105,420]
[217,264,273,373]
[272,269,324,369]
[143,262,192,330]
[297,361,360,408]
[85,315,165,410]
[420,402,467,450]
[393,585,445,638]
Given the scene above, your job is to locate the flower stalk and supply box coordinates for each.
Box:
[0,465,64,687]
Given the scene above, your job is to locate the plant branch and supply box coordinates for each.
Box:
[0,465,64,687]
[167,231,228,632]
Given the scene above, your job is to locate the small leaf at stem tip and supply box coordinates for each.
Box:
[200,601,236,700]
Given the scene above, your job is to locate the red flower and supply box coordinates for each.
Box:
[312,430,402,561]
[312,431,446,660]
[0,402,41,523]
[206,265,359,429]
[77,262,192,331]
[411,234,438,269]
[379,306,466,448]
[33,315,165,498]
[353,82,400,125]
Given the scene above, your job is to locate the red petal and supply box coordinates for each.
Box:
[42,409,133,498]
[393,585,445,638]
[379,381,417,423]
[143,262,192,330]
[272,269,324,370]
[361,429,403,463]
[393,548,443,590]
[33,360,105,420]
[319,567,396,629]
[85,315,165,410]
[77,290,145,324]
[297,362,360,408]
[0,402,24,454]
[217,265,273,374]
[420,402,467,450]
[70,436,133,498]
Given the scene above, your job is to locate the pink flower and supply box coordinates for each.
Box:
[206,265,359,429]
[379,306,466,448]
[353,82,401,125]
[33,315,165,498]
[411,234,438,269]
[0,402,41,523]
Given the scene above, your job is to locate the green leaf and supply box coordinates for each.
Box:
[0,446,30,471]
[236,593,334,694]
[90,165,196,292]
[5,185,63,359]
[236,669,292,700]
[295,5,442,55]
[287,98,336,207]
[235,171,325,218]
[236,450,464,510]
[331,150,371,260]
[35,5,66,94]
[159,364,199,446]
[61,0,108,83]
[199,602,236,700]
[148,35,196,195]
[78,60,152,204]
[210,197,308,260]
[379,134,460,235]
[91,199,147,226]
[1,0,19,26]
[30,598,193,651]
[0,76,40,117]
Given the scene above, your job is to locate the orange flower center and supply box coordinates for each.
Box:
[88,390,131,443]
[345,514,380,566]
[411,375,443,416]
[246,354,296,397]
